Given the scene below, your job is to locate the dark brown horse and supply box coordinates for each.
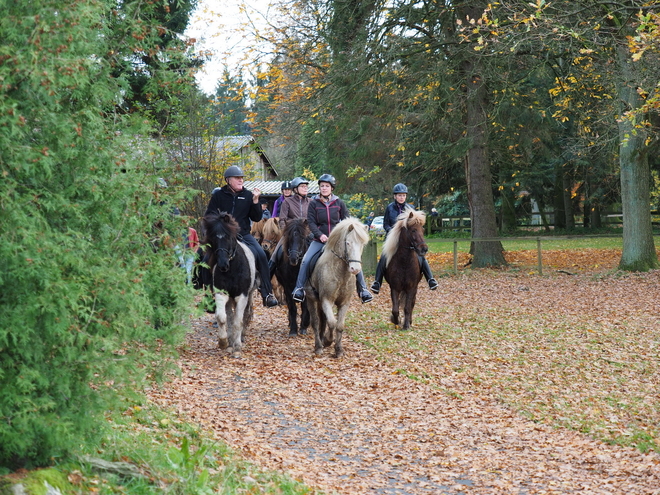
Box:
[274,218,311,337]
[381,209,428,330]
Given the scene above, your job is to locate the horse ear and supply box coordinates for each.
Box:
[408,211,414,219]
[348,224,354,232]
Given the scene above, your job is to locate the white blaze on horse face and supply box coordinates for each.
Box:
[346,239,361,275]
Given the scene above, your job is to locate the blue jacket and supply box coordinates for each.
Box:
[383,201,412,233]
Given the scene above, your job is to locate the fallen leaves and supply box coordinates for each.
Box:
[149,254,660,494]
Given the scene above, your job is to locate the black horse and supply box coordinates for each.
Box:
[274,218,311,337]
[197,211,258,357]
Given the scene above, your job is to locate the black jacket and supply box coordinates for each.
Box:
[205,185,262,236]
[307,195,349,240]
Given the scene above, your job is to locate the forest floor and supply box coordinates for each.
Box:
[149,249,660,494]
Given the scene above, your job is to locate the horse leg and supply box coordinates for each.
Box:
[287,296,299,337]
[333,302,350,359]
[242,288,255,343]
[402,287,418,330]
[320,300,335,349]
[230,294,249,357]
[300,300,310,335]
[308,299,324,355]
[390,289,401,327]
[214,292,230,349]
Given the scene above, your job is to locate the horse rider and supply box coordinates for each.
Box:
[370,183,438,294]
[271,180,293,218]
[291,173,373,304]
[205,165,279,307]
[268,177,311,278]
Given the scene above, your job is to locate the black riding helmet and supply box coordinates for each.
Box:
[290,177,309,189]
[392,183,408,194]
[224,165,245,179]
[281,180,292,191]
[318,173,336,189]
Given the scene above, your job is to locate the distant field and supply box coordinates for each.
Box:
[427,236,626,253]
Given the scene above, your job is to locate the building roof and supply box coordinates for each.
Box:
[243,180,320,196]
[215,135,278,179]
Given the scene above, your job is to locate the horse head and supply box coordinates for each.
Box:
[327,218,369,275]
[405,211,428,256]
[203,211,240,273]
[260,217,281,256]
[284,218,309,266]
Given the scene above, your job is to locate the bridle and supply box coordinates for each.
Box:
[331,239,362,266]
[214,233,237,262]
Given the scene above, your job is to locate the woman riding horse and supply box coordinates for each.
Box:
[291,174,373,304]
[268,176,311,278]
[205,165,278,307]
[371,183,438,294]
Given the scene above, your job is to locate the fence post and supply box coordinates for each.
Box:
[363,238,378,276]
[537,237,543,275]
[453,240,458,275]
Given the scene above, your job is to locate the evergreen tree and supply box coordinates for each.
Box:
[0,0,194,468]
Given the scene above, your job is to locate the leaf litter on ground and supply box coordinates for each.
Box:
[149,248,660,494]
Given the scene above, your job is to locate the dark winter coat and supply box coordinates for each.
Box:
[205,185,262,236]
[307,195,349,241]
[383,200,412,233]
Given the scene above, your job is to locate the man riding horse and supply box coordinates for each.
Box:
[205,166,278,307]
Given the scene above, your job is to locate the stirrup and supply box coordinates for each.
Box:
[292,287,305,303]
[360,290,373,304]
[428,278,438,290]
[370,281,380,294]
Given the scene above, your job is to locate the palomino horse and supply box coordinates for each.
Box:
[274,218,311,337]
[260,217,281,257]
[260,217,285,304]
[381,209,428,330]
[250,218,267,246]
[200,211,258,358]
[305,218,369,358]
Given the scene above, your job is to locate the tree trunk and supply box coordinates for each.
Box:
[463,61,505,268]
[562,169,575,229]
[615,44,658,271]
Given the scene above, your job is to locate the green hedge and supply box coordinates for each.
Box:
[0,1,194,469]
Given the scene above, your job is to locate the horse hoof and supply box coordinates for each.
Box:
[288,331,298,338]
[218,338,229,349]
[299,328,307,335]
[334,351,344,359]
[314,348,323,356]
[231,352,242,359]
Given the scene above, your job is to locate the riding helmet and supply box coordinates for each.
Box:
[281,180,292,190]
[224,165,245,179]
[392,183,408,194]
[318,173,336,188]
[290,177,310,189]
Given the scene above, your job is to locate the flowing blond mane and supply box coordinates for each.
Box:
[381,208,426,265]
[325,217,369,252]
[262,217,281,241]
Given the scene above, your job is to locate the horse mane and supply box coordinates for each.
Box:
[281,218,308,250]
[381,208,426,263]
[262,217,281,240]
[250,218,266,238]
[326,217,369,252]
[202,211,240,250]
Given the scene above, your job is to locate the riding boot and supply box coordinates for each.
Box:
[370,254,387,294]
[268,244,283,279]
[419,255,438,290]
[356,271,373,304]
[292,256,311,302]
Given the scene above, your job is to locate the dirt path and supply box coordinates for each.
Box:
[150,279,660,494]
